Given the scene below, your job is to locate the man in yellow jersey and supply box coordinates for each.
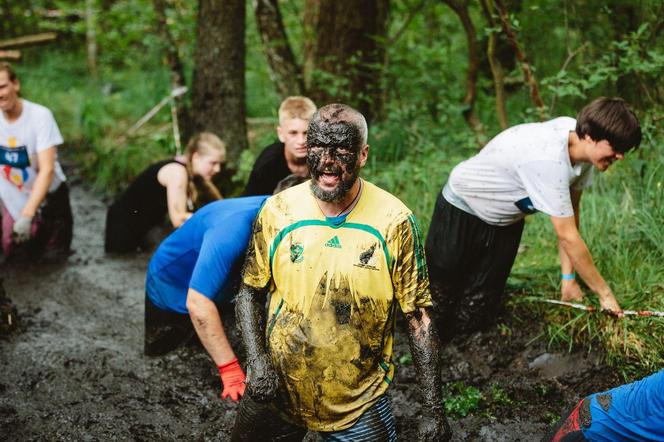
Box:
[231,104,451,441]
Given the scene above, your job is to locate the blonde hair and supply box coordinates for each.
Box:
[278,96,316,125]
[185,132,225,208]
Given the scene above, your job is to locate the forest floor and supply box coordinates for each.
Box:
[0,179,621,441]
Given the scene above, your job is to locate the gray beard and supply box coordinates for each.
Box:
[310,176,356,202]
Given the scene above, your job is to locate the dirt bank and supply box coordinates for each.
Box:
[0,183,619,441]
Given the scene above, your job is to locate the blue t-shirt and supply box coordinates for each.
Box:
[146,195,268,314]
[583,369,664,441]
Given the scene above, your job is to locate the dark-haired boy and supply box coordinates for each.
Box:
[426,97,642,340]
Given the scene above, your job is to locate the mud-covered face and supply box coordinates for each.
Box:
[307,119,364,202]
[308,145,361,202]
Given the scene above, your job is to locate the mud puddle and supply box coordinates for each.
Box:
[0,183,619,441]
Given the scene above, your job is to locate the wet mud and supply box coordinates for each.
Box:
[0,182,620,441]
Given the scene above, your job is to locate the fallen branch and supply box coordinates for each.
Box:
[525,297,664,318]
[0,32,57,50]
[0,50,21,61]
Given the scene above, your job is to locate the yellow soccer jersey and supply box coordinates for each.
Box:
[242,179,432,431]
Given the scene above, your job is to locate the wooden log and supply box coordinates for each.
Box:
[0,33,58,50]
[0,50,21,61]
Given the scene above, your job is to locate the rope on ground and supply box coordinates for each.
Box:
[523,297,664,317]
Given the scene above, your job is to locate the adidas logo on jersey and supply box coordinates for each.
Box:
[325,236,342,249]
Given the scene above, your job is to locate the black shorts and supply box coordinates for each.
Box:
[144,294,194,356]
[425,191,524,338]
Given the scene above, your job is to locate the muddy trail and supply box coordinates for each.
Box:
[0,182,620,441]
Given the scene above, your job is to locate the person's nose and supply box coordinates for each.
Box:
[615,152,624,160]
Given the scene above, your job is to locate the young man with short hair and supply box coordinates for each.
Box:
[0,62,73,259]
[242,96,316,196]
[426,97,642,341]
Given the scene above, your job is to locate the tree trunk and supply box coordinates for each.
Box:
[85,0,98,77]
[442,0,484,139]
[303,0,389,123]
[253,0,305,98]
[494,0,546,120]
[153,0,191,143]
[191,0,247,163]
[479,0,508,129]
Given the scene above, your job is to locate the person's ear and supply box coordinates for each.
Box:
[359,144,369,167]
[277,125,285,143]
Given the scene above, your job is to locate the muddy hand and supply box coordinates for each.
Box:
[417,411,452,441]
[245,354,279,403]
[600,293,623,318]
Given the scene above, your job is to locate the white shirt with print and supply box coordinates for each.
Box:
[446,117,593,226]
[0,99,66,219]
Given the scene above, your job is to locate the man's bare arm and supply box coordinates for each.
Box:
[550,215,621,314]
[405,306,451,441]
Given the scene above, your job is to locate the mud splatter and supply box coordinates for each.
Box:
[596,393,612,412]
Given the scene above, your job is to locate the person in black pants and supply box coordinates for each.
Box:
[105,132,225,253]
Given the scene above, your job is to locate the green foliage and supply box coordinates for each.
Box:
[398,353,413,366]
[443,381,483,418]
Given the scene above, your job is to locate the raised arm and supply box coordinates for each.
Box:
[405,306,452,441]
[235,282,279,402]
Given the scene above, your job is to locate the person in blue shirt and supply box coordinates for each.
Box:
[546,368,664,442]
[144,175,306,402]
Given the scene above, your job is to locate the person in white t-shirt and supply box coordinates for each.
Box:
[425,97,642,341]
[0,62,73,259]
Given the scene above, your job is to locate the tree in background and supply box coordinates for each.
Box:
[191,0,247,162]
[303,0,389,123]
[253,0,305,98]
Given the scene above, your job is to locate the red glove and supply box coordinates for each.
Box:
[218,358,246,401]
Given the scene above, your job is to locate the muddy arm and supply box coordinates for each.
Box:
[405,306,452,441]
[235,282,279,402]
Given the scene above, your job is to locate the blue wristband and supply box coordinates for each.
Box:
[562,273,575,280]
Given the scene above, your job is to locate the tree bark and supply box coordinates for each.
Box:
[479,0,508,129]
[493,0,547,120]
[153,0,191,143]
[442,0,484,138]
[85,0,98,77]
[253,0,305,98]
[191,0,247,163]
[303,0,389,123]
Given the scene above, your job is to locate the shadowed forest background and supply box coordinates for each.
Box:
[3,0,662,394]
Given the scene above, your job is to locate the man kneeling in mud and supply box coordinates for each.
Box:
[232,104,451,441]
[545,368,664,441]
[426,97,642,341]
[144,175,306,401]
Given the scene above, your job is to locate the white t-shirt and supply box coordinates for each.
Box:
[0,99,66,219]
[446,117,593,226]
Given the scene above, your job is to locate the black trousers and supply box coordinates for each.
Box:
[425,192,524,341]
[144,294,194,356]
